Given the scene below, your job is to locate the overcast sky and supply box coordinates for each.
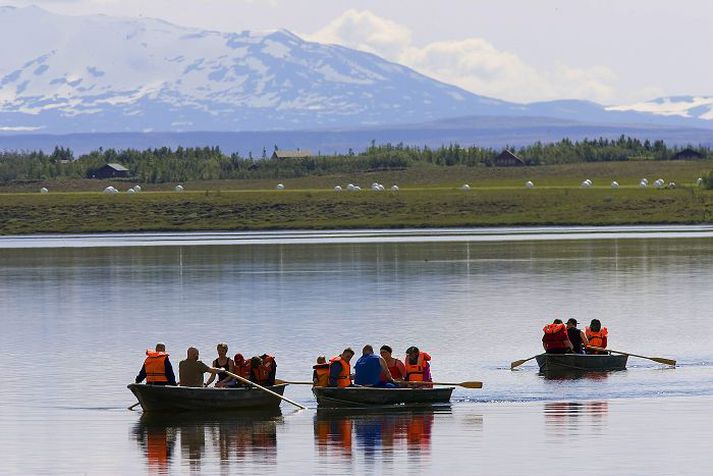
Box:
[5,0,712,104]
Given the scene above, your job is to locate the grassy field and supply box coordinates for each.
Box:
[0,160,711,235]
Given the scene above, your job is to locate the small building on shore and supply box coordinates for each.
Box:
[271,149,312,160]
[92,163,130,179]
[671,148,705,160]
[494,150,526,167]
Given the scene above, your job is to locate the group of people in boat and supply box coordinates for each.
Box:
[135,342,276,387]
[542,318,608,354]
[313,345,433,388]
[135,342,433,389]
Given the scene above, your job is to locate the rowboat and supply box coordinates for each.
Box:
[312,386,454,408]
[128,383,288,412]
[535,353,628,373]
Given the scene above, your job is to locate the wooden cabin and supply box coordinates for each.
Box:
[271,149,312,160]
[671,148,705,160]
[93,163,130,179]
[494,150,526,167]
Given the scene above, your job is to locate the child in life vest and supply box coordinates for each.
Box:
[312,356,330,386]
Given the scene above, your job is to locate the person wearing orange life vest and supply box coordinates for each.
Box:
[585,319,609,354]
[260,354,277,385]
[313,356,330,387]
[404,346,432,387]
[542,319,573,354]
[328,348,355,387]
[135,342,176,386]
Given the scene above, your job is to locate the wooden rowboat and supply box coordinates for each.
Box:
[128,383,288,412]
[535,353,628,373]
[312,386,454,408]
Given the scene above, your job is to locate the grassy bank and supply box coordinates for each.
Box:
[1,186,711,235]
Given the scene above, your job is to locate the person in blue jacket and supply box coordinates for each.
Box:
[354,344,397,387]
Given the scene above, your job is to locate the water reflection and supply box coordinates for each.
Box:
[314,408,446,462]
[540,370,614,381]
[544,401,609,435]
[132,410,282,474]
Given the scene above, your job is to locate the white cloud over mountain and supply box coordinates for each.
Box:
[307,9,617,104]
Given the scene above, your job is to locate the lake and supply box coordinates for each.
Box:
[1,226,712,474]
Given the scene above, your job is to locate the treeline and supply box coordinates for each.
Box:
[0,136,710,183]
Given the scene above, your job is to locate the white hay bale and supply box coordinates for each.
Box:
[390,185,399,192]
[610,181,619,189]
[461,184,471,191]
[133,185,141,192]
[641,178,649,184]
[127,188,136,193]
[334,185,343,192]
[40,187,48,193]
[353,185,362,192]
[175,184,184,192]
[696,177,703,186]
[275,183,285,191]
[103,186,118,194]
[580,180,591,188]
[526,181,534,189]
[640,181,648,188]
[667,182,676,189]
[347,183,355,192]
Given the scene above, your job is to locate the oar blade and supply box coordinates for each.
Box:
[652,357,676,366]
[459,381,483,389]
[510,359,527,369]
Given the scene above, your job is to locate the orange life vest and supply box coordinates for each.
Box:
[542,323,569,351]
[586,327,608,348]
[313,363,330,387]
[144,350,169,384]
[329,356,351,387]
[404,353,430,382]
[233,354,251,381]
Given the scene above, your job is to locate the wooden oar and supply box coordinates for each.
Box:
[510,355,538,369]
[402,380,483,389]
[274,379,313,385]
[128,402,140,411]
[588,347,676,366]
[224,371,307,410]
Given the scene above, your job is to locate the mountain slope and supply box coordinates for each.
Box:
[0,6,519,133]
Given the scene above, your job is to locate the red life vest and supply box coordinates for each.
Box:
[585,327,608,351]
[144,350,169,384]
[329,356,351,387]
[542,323,569,351]
[404,352,430,382]
[313,363,330,387]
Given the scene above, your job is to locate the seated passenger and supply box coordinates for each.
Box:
[404,346,432,387]
[178,347,224,387]
[135,342,176,386]
[354,345,396,387]
[379,345,406,381]
[585,319,608,354]
[205,342,234,388]
[312,356,330,387]
[566,318,589,354]
[328,348,355,387]
[542,319,573,354]
[260,354,277,386]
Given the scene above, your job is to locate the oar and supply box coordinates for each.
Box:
[510,355,538,369]
[128,402,140,410]
[274,379,313,385]
[402,380,483,389]
[589,347,676,366]
[224,371,307,410]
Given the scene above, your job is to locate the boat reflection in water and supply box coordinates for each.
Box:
[544,401,609,436]
[314,408,450,462]
[132,409,282,474]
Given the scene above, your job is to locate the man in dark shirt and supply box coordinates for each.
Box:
[566,318,589,354]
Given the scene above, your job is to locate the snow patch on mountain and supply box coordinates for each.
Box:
[607,96,713,120]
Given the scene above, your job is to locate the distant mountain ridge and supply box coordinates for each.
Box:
[0,5,711,137]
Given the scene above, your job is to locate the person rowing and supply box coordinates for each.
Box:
[205,342,234,388]
[354,345,397,387]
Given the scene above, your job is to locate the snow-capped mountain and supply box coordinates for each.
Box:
[0,5,519,133]
[606,96,713,121]
[0,6,711,135]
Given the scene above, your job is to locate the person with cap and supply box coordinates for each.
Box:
[566,318,589,354]
[404,346,432,387]
[135,342,176,386]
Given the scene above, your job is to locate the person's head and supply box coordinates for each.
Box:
[155,342,166,352]
[379,345,393,359]
[589,319,601,332]
[341,347,355,362]
[316,355,326,364]
[187,347,199,360]
[362,345,374,356]
[234,353,245,365]
[566,318,578,328]
[553,319,563,325]
[250,356,263,368]
[216,342,228,357]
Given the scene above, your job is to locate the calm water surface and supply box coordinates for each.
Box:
[1,227,712,474]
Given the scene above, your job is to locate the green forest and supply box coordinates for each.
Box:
[0,136,711,185]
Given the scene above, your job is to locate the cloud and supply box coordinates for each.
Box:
[307,9,618,104]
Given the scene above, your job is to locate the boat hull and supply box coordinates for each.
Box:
[312,386,454,408]
[128,383,287,412]
[535,353,628,373]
